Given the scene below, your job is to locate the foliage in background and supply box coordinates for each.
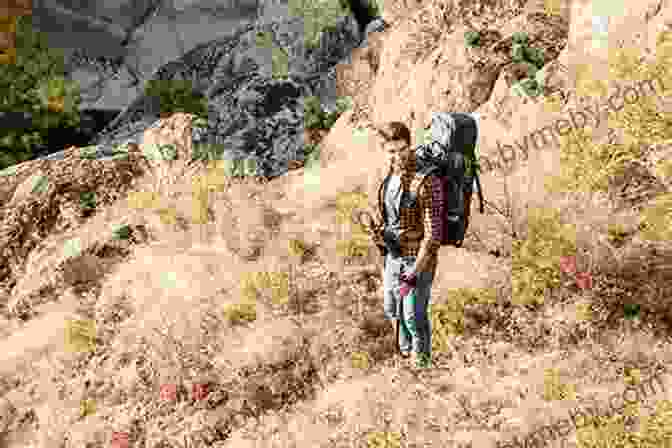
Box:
[430,288,497,349]
[304,95,352,130]
[191,142,227,161]
[254,30,289,79]
[654,157,672,183]
[512,207,576,307]
[79,398,97,418]
[464,30,481,47]
[509,31,546,99]
[639,193,672,242]
[64,318,97,353]
[143,79,209,120]
[366,0,382,18]
[542,368,576,401]
[305,142,321,166]
[547,37,672,248]
[0,15,82,170]
[79,191,96,213]
[240,271,290,305]
[334,189,371,262]
[288,238,309,260]
[545,128,644,194]
[288,0,351,49]
[142,142,178,161]
[111,224,131,241]
[223,300,257,325]
[576,399,672,448]
[350,350,371,370]
[366,431,401,448]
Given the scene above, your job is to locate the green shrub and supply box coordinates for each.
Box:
[512,207,576,307]
[304,95,351,129]
[545,128,643,194]
[511,77,543,99]
[254,31,290,79]
[62,237,82,259]
[143,79,208,119]
[542,368,576,401]
[606,223,629,246]
[512,43,526,62]
[305,142,320,166]
[255,30,274,48]
[288,238,309,260]
[78,145,99,159]
[240,271,290,305]
[142,143,178,161]
[623,303,641,320]
[524,46,545,68]
[219,157,258,177]
[271,46,289,79]
[639,193,672,242]
[79,191,96,211]
[512,31,529,45]
[304,95,324,129]
[655,158,672,183]
[0,15,82,170]
[508,31,546,98]
[366,431,401,448]
[366,0,381,18]
[111,224,131,240]
[335,190,368,225]
[64,318,97,353]
[30,174,49,194]
[576,399,672,448]
[335,234,370,260]
[464,30,481,47]
[289,0,351,49]
[350,350,371,369]
[0,164,19,177]
[223,300,257,325]
[79,398,96,418]
[192,142,227,162]
[430,288,497,346]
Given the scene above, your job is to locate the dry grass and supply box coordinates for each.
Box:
[4,10,672,448]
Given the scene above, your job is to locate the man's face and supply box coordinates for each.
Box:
[384,140,413,171]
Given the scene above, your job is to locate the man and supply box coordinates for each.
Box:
[371,121,441,370]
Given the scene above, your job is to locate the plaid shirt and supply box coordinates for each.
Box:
[377,159,441,275]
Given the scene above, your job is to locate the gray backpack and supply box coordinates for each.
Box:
[377,112,484,248]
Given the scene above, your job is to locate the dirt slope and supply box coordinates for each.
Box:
[1,0,672,447]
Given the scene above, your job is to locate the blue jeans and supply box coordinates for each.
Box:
[383,254,434,356]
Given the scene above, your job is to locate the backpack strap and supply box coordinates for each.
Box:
[474,170,485,214]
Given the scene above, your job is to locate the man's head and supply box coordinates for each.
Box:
[377,121,414,173]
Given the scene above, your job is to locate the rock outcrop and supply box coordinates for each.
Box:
[89,11,370,178]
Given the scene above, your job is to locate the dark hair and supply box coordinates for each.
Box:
[376,121,411,146]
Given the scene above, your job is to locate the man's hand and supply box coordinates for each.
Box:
[398,271,417,299]
[354,210,386,255]
[399,283,413,299]
[400,271,417,286]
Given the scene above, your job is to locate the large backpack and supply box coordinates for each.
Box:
[377,112,485,248]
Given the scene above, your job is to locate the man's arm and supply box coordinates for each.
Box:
[412,176,441,275]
